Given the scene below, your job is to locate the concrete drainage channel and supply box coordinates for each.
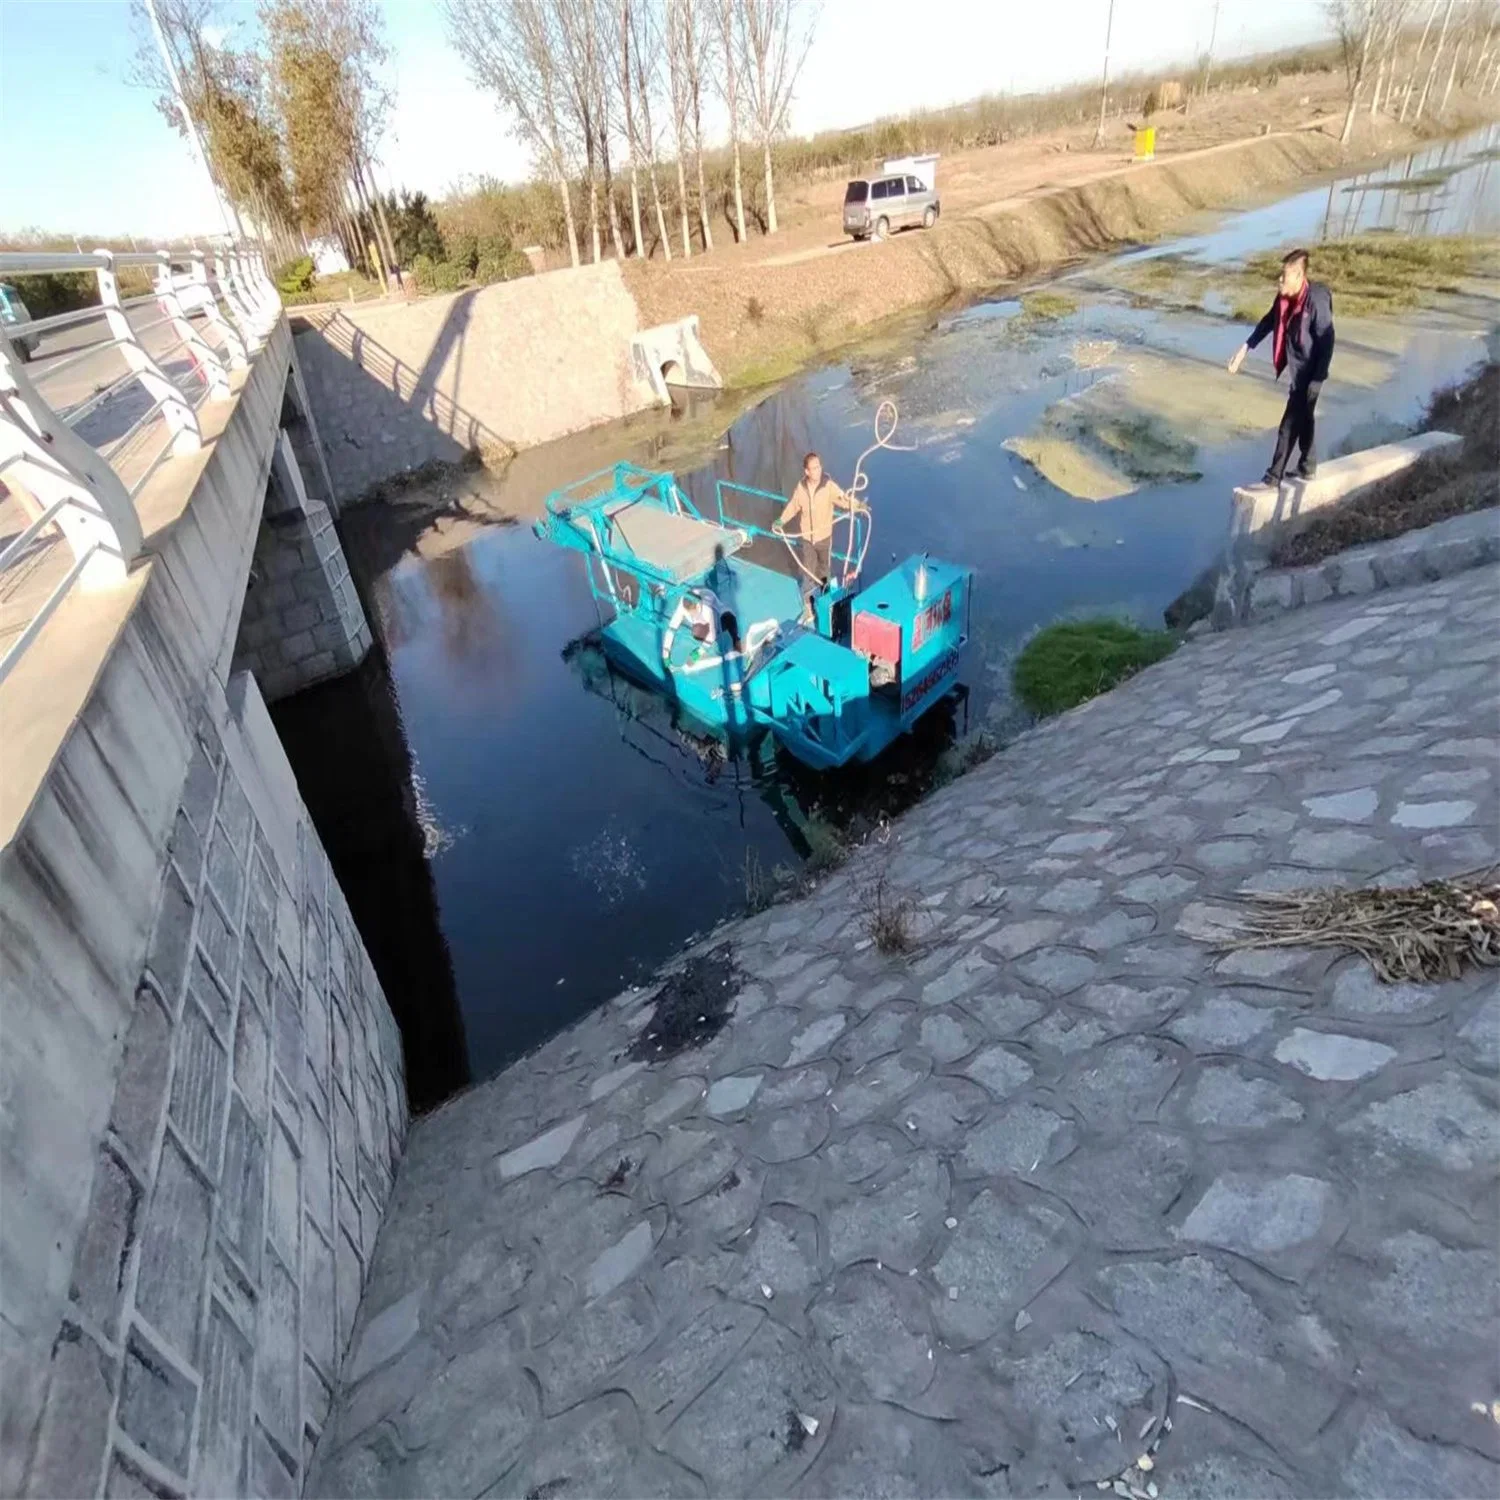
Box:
[630,316,722,407]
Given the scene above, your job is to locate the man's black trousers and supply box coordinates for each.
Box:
[1268,378,1322,481]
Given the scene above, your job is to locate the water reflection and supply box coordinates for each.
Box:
[271,647,470,1110]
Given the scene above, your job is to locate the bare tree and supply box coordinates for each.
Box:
[627,0,674,257]
[445,0,581,266]
[664,0,696,254]
[1416,0,1457,116]
[1369,0,1414,114]
[711,0,746,241]
[736,0,811,236]
[554,0,608,260]
[1399,0,1443,116]
[1327,0,1378,142]
[618,1,646,254]
[682,0,715,249]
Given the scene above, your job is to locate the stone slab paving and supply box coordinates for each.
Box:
[310,566,1500,1500]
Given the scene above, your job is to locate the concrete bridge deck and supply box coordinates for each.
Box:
[311,566,1499,1500]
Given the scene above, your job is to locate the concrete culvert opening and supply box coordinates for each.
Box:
[661,359,685,386]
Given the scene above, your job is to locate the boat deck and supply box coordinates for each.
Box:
[601,497,746,583]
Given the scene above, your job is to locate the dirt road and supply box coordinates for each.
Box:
[623,75,1500,385]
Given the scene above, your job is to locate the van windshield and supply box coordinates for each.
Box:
[844,181,868,204]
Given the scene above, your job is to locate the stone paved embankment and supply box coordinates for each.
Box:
[311,566,1499,1500]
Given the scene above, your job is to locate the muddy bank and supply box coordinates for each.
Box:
[626,114,1499,388]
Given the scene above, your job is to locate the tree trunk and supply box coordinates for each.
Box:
[602,135,625,259]
[621,3,645,257]
[1441,28,1462,111]
[370,167,400,273]
[692,84,714,251]
[696,141,714,250]
[1401,0,1443,120]
[628,169,644,255]
[647,155,671,260]
[762,136,778,235]
[586,146,602,263]
[557,171,581,267]
[1416,0,1457,120]
[730,133,746,241]
[676,154,692,257]
[1341,18,1373,144]
[1369,25,1387,115]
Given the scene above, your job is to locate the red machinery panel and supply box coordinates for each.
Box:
[853,609,902,664]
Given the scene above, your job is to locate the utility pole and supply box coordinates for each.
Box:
[142,0,239,238]
[1202,0,1222,101]
[1092,0,1117,149]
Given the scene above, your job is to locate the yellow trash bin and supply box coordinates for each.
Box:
[1134,126,1156,161]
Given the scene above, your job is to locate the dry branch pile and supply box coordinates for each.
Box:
[1223,870,1500,983]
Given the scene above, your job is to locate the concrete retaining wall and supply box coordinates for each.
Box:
[292,261,665,504]
[1,316,407,1498]
[1230,431,1463,546]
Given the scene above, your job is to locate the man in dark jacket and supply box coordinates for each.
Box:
[1228,248,1335,485]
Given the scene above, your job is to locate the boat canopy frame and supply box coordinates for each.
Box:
[540,462,871,627]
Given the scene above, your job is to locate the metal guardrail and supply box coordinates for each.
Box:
[0,245,280,684]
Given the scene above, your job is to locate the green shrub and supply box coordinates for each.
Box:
[1013,619,1177,716]
[445,231,479,274]
[430,260,467,292]
[276,256,315,296]
[475,248,533,284]
[9,270,96,320]
[411,253,436,289]
[386,190,445,265]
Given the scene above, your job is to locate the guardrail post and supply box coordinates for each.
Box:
[0,340,144,582]
[211,251,262,348]
[155,252,231,400]
[94,248,200,455]
[189,252,249,369]
[235,250,279,328]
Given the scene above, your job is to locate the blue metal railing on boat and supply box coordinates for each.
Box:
[713,479,869,581]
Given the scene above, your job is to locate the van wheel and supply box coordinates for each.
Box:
[922,205,937,229]
[874,216,890,241]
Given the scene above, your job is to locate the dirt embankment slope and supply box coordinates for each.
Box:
[625,89,1500,387]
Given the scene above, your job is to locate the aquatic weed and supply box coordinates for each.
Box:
[1013,619,1178,717]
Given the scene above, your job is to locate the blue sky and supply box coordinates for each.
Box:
[0,0,1329,238]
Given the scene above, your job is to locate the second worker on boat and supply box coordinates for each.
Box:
[776,451,867,614]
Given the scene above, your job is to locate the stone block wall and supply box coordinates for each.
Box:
[292,260,661,504]
[20,678,407,1499]
[233,500,372,703]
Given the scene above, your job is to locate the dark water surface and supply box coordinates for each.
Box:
[288,131,1500,1094]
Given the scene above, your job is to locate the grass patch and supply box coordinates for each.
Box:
[1019,290,1079,321]
[280,269,384,306]
[1245,235,1498,317]
[1013,618,1178,716]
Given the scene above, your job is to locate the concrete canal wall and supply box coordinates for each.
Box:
[292,260,671,504]
[1,318,405,1498]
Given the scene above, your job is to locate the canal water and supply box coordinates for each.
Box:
[281,128,1499,1099]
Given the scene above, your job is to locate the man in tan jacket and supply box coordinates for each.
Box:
[775,452,865,609]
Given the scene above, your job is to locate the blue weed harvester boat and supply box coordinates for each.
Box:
[534,403,972,771]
